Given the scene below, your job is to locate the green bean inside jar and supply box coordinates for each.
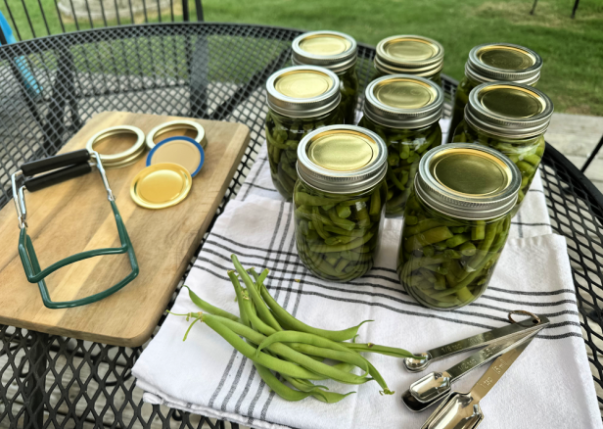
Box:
[359,75,444,217]
[373,35,444,86]
[452,82,553,215]
[292,31,359,125]
[265,66,344,200]
[398,143,521,310]
[447,43,543,142]
[294,125,388,282]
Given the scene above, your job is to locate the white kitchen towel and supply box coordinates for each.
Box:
[133,195,601,429]
[236,145,553,240]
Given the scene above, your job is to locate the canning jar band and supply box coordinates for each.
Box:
[145,120,206,150]
[266,65,342,119]
[291,31,358,74]
[296,125,388,194]
[464,107,547,141]
[374,59,443,77]
[86,125,146,163]
[464,61,540,86]
[508,310,541,324]
[467,43,542,83]
[414,143,521,220]
[363,75,444,129]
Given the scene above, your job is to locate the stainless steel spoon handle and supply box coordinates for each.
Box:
[404,314,549,372]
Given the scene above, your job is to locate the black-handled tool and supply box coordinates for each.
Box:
[24,162,92,192]
[20,149,90,176]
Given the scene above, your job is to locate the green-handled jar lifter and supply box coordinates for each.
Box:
[11,149,139,309]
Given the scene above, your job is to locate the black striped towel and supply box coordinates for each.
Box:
[133,166,601,428]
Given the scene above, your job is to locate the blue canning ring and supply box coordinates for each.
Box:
[146,135,205,177]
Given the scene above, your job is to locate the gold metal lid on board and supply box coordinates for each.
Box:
[266,66,341,118]
[415,143,521,220]
[374,35,444,78]
[465,82,554,139]
[86,125,146,169]
[130,162,192,209]
[296,125,387,194]
[145,120,207,150]
[466,43,543,85]
[363,75,444,128]
[291,31,358,73]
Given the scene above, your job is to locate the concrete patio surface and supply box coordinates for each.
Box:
[545,113,603,193]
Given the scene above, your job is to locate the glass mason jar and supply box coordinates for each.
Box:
[265,65,343,200]
[452,82,553,215]
[447,43,543,142]
[294,125,388,282]
[398,143,521,310]
[373,35,444,87]
[359,75,444,217]
[292,31,359,125]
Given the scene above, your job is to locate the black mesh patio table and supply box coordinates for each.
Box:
[1,22,602,429]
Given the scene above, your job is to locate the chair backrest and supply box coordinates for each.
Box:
[0,0,203,42]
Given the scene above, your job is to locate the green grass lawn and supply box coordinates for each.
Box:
[2,0,602,115]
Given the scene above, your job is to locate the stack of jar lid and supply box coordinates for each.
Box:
[87,120,208,210]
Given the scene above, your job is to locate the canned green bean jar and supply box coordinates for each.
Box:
[359,75,444,216]
[292,31,359,125]
[398,143,521,310]
[373,35,444,86]
[265,66,343,200]
[452,82,553,214]
[447,43,542,142]
[294,125,388,282]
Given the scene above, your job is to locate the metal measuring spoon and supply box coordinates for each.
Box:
[402,326,542,412]
[404,312,549,372]
[420,338,533,429]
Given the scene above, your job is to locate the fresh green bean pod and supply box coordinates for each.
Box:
[398,188,512,310]
[294,179,386,282]
[452,119,546,216]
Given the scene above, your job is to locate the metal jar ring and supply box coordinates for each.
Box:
[508,310,541,324]
[86,125,146,163]
[145,120,206,150]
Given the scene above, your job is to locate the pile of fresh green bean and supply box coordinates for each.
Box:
[398,192,511,309]
[337,67,360,124]
[294,180,386,282]
[452,123,545,214]
[174,255,417,403]
[266,109,343,200]
[359,116,442,216]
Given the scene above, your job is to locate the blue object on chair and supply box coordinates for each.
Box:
[0,11,42,97]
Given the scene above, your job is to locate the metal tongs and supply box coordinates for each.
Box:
[402,311,549,413]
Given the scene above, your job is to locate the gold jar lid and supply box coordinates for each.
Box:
[266,66,341,118]
[145,120,207,151]
[466,82,553,139]
[374,35,444,78]
[130,162,192,209]
[291,31,357,73]
[416,143,521,220]
[466,43,542,85]
[86,125,146,167]
[363,75,444,129]
[296,125,387,193]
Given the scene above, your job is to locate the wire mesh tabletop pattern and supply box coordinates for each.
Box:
[0,23,602,428]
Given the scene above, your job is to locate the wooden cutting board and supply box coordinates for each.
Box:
[0,112,250,347]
